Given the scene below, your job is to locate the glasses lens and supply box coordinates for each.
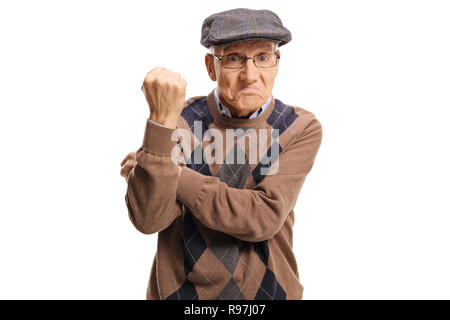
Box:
[254,53,277,68]
[222,54,245,69]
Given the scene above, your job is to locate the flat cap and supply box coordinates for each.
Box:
[201,8,292,49]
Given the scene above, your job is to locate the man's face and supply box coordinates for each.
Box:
[205,40,280,118]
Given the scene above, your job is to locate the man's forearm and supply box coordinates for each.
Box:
[125,119,183,234]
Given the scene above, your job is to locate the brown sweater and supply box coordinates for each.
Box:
[124,89,322,300]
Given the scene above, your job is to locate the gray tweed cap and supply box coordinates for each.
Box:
[201,8,292,48]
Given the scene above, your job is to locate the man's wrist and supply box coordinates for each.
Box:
[149,114,179,129]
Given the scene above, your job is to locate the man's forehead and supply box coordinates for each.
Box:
[222,40,275,53]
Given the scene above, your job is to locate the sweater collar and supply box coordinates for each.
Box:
[206,88,275,128]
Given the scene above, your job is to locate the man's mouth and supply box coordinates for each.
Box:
[239,86,259,92]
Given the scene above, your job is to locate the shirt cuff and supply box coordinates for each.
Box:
[148,118,172,129]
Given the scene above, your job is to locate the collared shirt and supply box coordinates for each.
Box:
[213,86,272,119]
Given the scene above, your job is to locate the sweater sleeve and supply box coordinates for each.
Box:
[176,116,323,242]
[125,119,183,235]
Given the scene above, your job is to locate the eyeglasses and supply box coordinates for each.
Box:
[212,51,280,69]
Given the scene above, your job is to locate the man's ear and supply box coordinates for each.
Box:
[205,54,217,81]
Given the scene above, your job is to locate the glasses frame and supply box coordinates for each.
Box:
[212,51,280,69]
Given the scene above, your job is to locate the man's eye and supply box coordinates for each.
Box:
[228,55,239,62]
[258,55,268,61]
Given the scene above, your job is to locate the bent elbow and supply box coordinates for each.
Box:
[125,192,159,235]
[132,219,159,235]
[125,192,178,235]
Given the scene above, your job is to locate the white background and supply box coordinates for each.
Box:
[1,0,449,299]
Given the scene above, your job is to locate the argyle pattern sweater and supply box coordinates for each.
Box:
[124,89,323,300]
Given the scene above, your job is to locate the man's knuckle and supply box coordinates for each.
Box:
[143,77,152,86]
[153,77,162,86]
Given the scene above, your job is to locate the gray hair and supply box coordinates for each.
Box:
[209,41,280,56]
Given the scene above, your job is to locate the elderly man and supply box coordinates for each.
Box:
[120,8,322,300]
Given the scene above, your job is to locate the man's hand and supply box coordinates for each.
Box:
[120,151,182,182]
[141,67,187,129]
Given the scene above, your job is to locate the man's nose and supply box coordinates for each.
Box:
[240,58,258,82]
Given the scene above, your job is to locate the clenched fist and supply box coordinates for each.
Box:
[141,67,187,129]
